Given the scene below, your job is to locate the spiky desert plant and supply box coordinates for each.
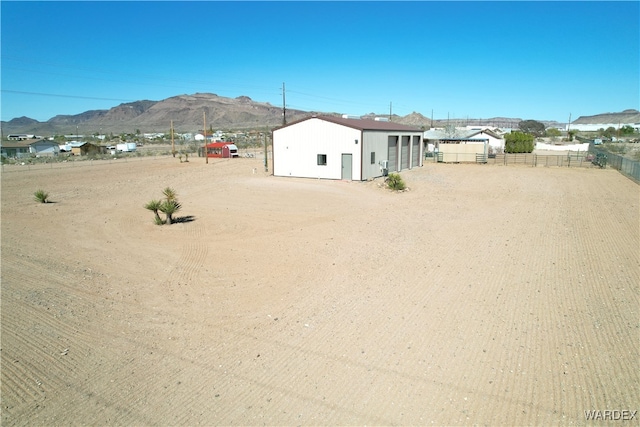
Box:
[34,189,49,203]
[162,187,177,202]
[159,199,181,225]
[144,199,163,225]
[386,173,406,191]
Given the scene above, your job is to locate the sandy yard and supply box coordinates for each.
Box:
[1,156,638,426]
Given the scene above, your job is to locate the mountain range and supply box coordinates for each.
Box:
[1,92,636,136]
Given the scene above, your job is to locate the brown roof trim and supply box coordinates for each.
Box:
[274,114,422,132]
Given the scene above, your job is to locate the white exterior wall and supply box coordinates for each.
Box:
[274,118,362,180]
[30,141,60,156]
[565,123,640,132]
[476,131,504,151]
[535,142,589,152]
[362,132,391,179]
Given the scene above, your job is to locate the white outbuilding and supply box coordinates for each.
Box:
[273,115,424,180]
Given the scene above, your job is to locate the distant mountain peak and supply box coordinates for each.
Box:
[1,92,628,135]
[573,109,640,124]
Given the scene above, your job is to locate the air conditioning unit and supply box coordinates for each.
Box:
[379,160,389,176]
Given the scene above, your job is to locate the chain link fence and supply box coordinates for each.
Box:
[588,143,640,183]
[427,145,639,183]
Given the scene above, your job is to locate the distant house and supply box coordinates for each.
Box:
[194,132,217,142]
[465,128,505,153]
[1,139,59,158]
[68,141,101,156]
[436,138,489,163]
[1,141,32,158]
[7,134,35,141]
[424,126,504,160]
[30,139,60,156]
[568,122,640,132]
[273,115,423,180]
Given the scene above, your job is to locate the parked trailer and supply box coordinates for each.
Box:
[116,142,137,152]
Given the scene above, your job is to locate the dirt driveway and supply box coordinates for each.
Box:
[2,157,638,425]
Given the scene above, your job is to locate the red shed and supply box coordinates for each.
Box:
[205,142,239,158]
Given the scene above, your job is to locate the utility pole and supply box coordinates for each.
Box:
[171,120,175,157]
[264,127,268,172]
[203,111,208,164]
[282,82,286,126]
[389,102,392,121]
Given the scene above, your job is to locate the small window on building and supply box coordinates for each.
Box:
[317,154,327,165]
[371,152,376,164]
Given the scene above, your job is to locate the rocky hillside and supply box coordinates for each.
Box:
[572,109,640,125]
[1,93,312,135]
[2,92,631,136]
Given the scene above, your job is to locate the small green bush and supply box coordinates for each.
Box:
[386,173,406,191]
[34,189,49,203]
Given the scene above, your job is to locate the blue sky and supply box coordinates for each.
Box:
[1,1,638,124]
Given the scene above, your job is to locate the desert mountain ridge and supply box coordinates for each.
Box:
[1,92,636,136]
[571,109,640,125]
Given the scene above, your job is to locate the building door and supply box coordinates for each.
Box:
[411,135,421,167]
[401,136,410,170]
[387,136,398,172]
[341,154,352,180]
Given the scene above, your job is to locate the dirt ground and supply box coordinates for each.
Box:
[1,156,638,426]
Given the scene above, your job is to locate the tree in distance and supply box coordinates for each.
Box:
[518,120,546,137]
[505,132,534,153]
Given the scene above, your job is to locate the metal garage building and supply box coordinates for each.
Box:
[273,115,423,180]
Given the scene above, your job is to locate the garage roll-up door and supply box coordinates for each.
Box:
[387,136,398,172]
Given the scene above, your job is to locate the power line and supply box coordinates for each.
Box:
[1,89,134,102]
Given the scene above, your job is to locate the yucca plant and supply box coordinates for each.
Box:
[34,189,50,203]
[144,199,163,225]
[146,187,182,225]
[162,187,177,202]
[159,199,181,225]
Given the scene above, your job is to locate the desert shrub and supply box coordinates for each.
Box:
[386,173,406,191]
[606,144,626,154]
[34,189,49,203]
[145,187,181,225]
